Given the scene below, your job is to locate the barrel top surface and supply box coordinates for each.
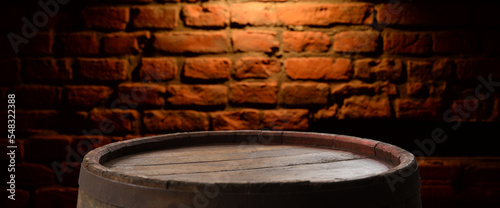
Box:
[103,144,393,183]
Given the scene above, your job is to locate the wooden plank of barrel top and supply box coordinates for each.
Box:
[77,131,421,208]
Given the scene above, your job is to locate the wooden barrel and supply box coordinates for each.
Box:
[77,131,421,208]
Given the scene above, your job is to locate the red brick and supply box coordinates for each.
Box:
[333,30,379,53]
[118,83,167,107]
[230,3,277,26]
[16,110,59,135]
[14,85,61,107]
[71,136,115,156]
[211,109,260,130]
[277,3,373,26]
[17,163,54,186]
[354,58,403,81]
[407,82,427,97]
[262,109,309,130]
[383,31,432,54]
[229,82,278,105]
[25,58,72,81]
[279,82,329,106]
[66,85,113,107]
[455,58,500,80]
[131,6,177,29]
[286,57,352,80]
[82,7,129,30]
[57,32,99,55]
[103,31,151,55]
[395,98,442,119]
[184,57,231,80]
[232,30,279,53]
[154,32,230,54]
[376,3,468,26]
[78,58,128,81]
[283,31,330,52]
[140,57,177,81]
[89,109,140,134]
[167,85,227,107]
[20,31,52,55]
[234,57,280,79]
[338,96,391,119]
[482,31,500,53]
[25,135,71,163]
[432,31,478,54]
[331,82,379,97]
[143,110,209,132]
[182,5,228,27]
[34,187,78,208]
[449,99,489,122]
[0,58,21,84]
[407,60,435,81]
[314,105,339,120]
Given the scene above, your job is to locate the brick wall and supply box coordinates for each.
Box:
[0,0,499,207]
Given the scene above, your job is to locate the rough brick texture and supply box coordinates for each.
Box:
[143,110,209,132]
[182,5,228,27]
[82,7,129,30]
[234,57,280,79]
[283,31,331,52]
[338,96,391,119]
[184,57,231,80]
[154,32,230,54]
[57,32,99,56]
[229,82,278,105]
[231,3,277,26]
[333,30,379,53]
[66,85,113,107]
[376,4,468,27]
[232,30,279,53]
[118,83,167,107]
[279,82,329,106]
[103,31,151,55]
[211,109,260,130]
[131,6,177,29]
[167,85,227,107]
[354,58,403,81]
[140,58,177,81]
[262,109,309,130]
[383,31,432,54]
[286,57,352,80]
[395,98,442,119]
[78,58,128,81]
[277,3,373,26]
[89,109,140,134]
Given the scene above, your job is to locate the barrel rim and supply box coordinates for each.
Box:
[81,130,418,192]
